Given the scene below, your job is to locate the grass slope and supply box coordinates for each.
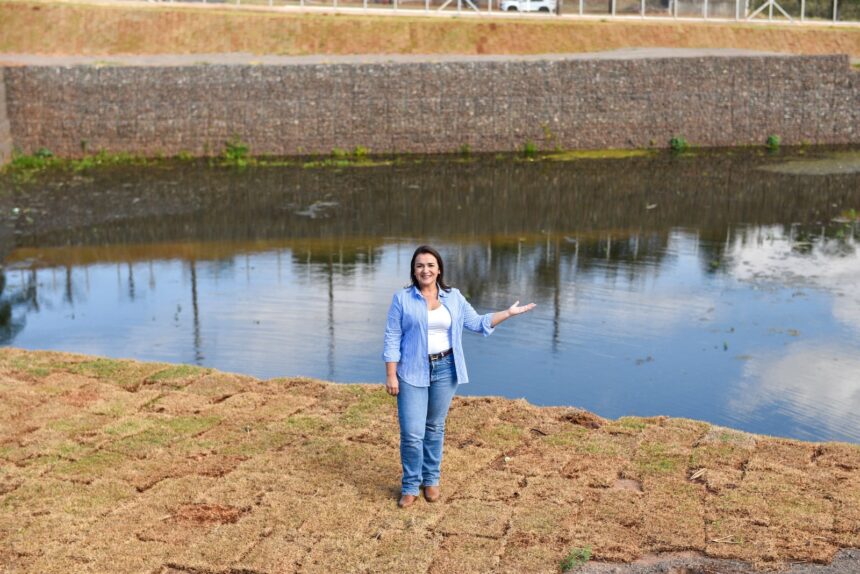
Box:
[1,348,858,572]
[0,0,859,57]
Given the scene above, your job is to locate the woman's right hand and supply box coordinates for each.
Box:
[386,376,399,396]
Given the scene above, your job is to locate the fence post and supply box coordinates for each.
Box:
[735,0,740,19]
[703,0,708,18]
[579,0,583,15]
[800,0,804,20]
[611,0,616,15]
[641,0,645,17]
[832,0,838,21]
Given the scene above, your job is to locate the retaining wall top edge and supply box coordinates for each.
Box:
[0,49,851,70]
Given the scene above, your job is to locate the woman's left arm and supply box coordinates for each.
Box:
[490,301,536,327]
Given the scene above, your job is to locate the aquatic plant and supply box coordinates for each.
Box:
[523,140,538,158]
[766,134,781,151]
[669,137,689,153]
[223,136,250,167]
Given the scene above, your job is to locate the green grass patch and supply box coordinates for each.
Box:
[635,442,679,474]
[574,436,621,456]
[560,546,592,571]
[602,417,648,435]
[341,388,392,426]
[53,449,127,479]
[103,417,152,437]
[3,354,58,378]
[107,415,220,455]
[543,427,589,447]
[2,150,150,182]
[283,414,331,432]
[480,422,526,448]
[148,364,209,382]
[69,358,124,379]
[46,414,110,437]
[544,149,653,161]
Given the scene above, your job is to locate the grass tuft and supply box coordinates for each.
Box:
[560,546,592,571]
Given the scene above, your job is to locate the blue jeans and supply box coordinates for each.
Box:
[397,353,458,496]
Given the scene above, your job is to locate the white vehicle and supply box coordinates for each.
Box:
[499,0,556,11]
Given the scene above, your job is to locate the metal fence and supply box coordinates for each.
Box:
[146,0,860,23]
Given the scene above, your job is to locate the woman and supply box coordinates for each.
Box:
[383,245,535,508]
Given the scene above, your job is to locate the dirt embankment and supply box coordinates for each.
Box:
[0,0,859,58]
[0,348,858,573]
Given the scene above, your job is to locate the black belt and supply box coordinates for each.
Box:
[428,348,453,361]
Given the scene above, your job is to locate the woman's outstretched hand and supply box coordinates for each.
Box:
[507,300,536,317]
[491,300,536,327]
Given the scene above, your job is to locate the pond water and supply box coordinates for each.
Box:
[2,148,859,443]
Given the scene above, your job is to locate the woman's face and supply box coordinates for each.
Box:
[413,253,440,289]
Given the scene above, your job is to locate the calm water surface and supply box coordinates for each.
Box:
[2,149,859,443]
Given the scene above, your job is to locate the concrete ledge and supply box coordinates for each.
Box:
[2,51,859,157]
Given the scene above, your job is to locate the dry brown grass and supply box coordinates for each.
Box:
[0,0,858,57]
[0,347,859,573]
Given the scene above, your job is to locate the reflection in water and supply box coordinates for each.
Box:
[732,343,860,443]
[722,224,860,442]
[1,148,860,442]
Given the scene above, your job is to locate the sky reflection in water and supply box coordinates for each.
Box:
[1,150,859,443]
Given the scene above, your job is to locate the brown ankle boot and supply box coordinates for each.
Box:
[423,485,441,502]
[398,494,418,508]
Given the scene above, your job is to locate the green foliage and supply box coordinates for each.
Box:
[459,143,472,157]
[766,134,781,151]
[148,364,208,381]
[669,136,689,153]
[301,146,389,168]
[560,546,592,571]
[523,140,538,158]
[34,148,54,159]
[223,136,250,167]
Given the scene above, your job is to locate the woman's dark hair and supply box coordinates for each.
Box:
[409,245,452,292]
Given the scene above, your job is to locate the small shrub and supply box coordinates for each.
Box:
[766,134,781,151]
[523,140,538,158]
[34,148,54,159]
[331,148,349,159]
[560,546,592,571]
[223,136,250,166]
[459,143,472,157]
[352,145,369,158]
[669,137,688,152]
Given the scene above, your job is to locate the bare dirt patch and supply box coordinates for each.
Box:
[0,348,858,573]
[173,503,248,524]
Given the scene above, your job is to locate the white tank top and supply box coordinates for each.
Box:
[427,304,452,355]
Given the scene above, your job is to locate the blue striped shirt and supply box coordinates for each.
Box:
[383,285,495,387]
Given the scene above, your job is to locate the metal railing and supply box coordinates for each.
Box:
[146,0,860,23]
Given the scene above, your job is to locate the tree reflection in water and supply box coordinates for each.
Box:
[1,148,859,442]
